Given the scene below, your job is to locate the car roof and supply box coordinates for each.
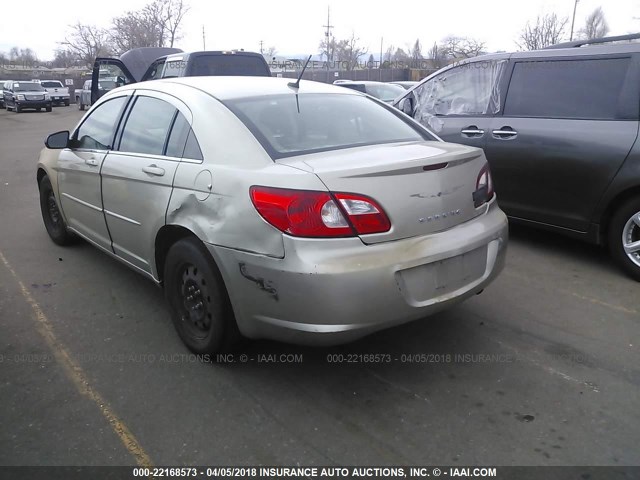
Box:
[129,76,361,101]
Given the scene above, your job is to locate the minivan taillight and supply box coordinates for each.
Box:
[250,186,391,238]
[473,163,494,207]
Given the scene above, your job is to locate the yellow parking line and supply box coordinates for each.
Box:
[0,250,153,467]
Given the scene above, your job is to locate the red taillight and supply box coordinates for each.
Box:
[333,193,391,235]
[250,186,391,238]
[473,163,494,207]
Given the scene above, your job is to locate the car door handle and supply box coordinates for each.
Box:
[461,126,485,137]
[142,165,165,176]
[492,128,518,139]
[85,158,99,166]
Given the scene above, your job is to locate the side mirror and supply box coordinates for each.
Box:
[398,97,414,116]
[45,130,70,149]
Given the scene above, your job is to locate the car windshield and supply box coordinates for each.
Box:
[41,81,63,88]
[14,82,45,92]
[365,83,406,101]
[225,93,428,159]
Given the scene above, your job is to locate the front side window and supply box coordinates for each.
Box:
[504,58,633,120]
[73,96,128,150]
[118,96,177,155]
[409,60,507,129]
[226,93,430,159]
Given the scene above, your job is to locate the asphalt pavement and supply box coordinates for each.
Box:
[0,106,639,467]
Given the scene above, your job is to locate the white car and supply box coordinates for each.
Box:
[37,76,507,353]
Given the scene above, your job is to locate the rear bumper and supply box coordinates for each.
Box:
[208,199,508,346]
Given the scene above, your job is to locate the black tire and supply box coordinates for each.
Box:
[608,196,640,281]
[79,102,85,111]
[64,100,70,106]
[36,108,41,112]
[164,238,240,354]
[39,175,75,246]
[15,105,21,113]
[46,105,52,112]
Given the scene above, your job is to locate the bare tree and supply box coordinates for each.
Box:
[409,38,422,65]
[334,33,367,70]
[110,0,189,54]
[161,0,189,47]
[61,23,113,67]
[579,7,609,40]
[392,47,410,63]
[52,49,82,68]
[319,36,337,62]
[517,13,568,50]
[440,36,486,59]
[426,41,447,68]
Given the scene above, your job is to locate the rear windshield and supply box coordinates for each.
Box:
[14,82,45,92]
[225,93,429,159]
[41,81,63,88]
[189,55,270,77]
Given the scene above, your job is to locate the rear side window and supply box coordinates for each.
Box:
[165,113,204,160]
[73,96,128,150]
[504,58,634,120]
[119,96,177,155]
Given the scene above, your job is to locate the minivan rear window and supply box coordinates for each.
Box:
[225,93,430,159]
[189,55,269,77]
[504,58,634,120]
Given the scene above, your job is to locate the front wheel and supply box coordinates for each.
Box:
[64,100,70,106]
[609,196,640,281]
[46,105,52,112]
[39,175,75,246]
[164,238,240,354]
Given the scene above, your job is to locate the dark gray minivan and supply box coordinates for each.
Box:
[394,34,640,280]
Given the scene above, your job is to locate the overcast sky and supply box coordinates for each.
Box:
[1,0,639,61]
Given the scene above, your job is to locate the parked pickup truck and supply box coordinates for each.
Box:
[75,79,117,110]
[40,80,70,106]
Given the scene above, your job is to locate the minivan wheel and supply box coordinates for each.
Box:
[609,196,640,281]
[39,175,75,246]
[164,238,240,355]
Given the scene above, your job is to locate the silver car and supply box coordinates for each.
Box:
[37,77,508,354]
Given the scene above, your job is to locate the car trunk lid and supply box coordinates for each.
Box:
[279,141,487,244]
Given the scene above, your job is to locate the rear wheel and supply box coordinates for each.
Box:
[79,102,85,111]
[39,175,75,246]
[608,196,640,281]
[64,99,70,106]
[164,238,240,355]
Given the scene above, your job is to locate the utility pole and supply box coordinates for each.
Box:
[570,0,580,41]
[259,40,264,55]
[202,25,206,50]
[379,36,383,81]
[323,5,334,83]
